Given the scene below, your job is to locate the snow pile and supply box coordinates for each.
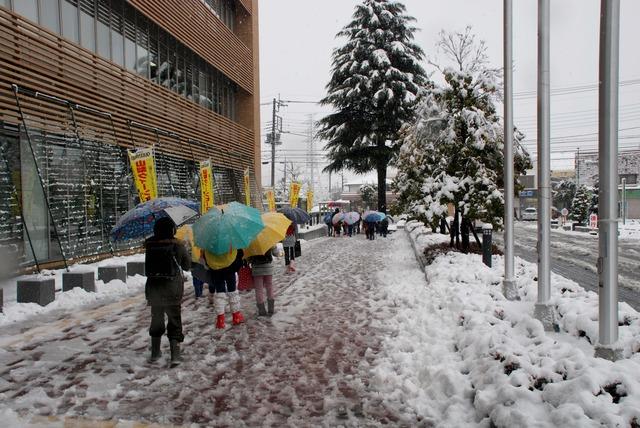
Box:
[387,228,640,426]
[0,254,147,326]
[619,220,640,241]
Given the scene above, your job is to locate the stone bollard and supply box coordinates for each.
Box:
[482,224,493,267]
[98,265,127,283]
[127,261,145,277]
[62,271,96,292]
[17,277,55,306]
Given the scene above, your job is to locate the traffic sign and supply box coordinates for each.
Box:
[589,213,598,229]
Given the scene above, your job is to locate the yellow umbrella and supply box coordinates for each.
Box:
[243,212,291,258]
[204,249,237,270]
[176,224,201,263]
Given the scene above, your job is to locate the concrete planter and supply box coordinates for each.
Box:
[98,266,127,283]
[62,271,96,292]
[17,277,55,306]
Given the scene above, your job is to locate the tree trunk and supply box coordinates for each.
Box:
[377,163,387,213]
[450,206,460,248]
[461,216,470,253]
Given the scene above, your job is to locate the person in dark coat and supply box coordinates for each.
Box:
[380,217,389,238]
[145,217,191,365]
[365,220,377,240]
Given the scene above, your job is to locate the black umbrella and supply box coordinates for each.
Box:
[279,207,311,224]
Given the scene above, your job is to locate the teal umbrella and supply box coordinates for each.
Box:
[193,202,265,255]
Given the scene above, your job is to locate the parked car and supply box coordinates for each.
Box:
[522,207,538,221]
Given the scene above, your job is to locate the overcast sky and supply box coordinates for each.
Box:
[258,0,640,195]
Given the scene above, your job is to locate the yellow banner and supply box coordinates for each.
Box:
[243,168,251,206]
[266,189,276,212]
[128,147,158,202]
[199,160,214,214]
[306,190,314,213]
[289,181,301,208]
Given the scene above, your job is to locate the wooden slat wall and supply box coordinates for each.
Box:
[237,0,253,15]
[0,9,256,172]
[129,0,254,94]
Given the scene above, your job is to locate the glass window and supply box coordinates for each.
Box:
[62,0,79,44]
[176,44,185,96]
[0,0,8,9]
[123,5,136,71]
[158,31,170,88]
[79,0,96,52]
[96,0,110,59]
[136,11,149,78]
[148,24,159,83]
[39,0,61,34]
[20,135,50,262]
[110,0,124,66]
[14,0,39,22]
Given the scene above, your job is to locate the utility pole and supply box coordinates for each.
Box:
[534,0,554,330]
[595,0,621,360]
[576,147,581,187]
[307,114,315,191]
[503,0,517,300]
[622,177,627,224]
[328,171,332,200]
[269,97,286,188]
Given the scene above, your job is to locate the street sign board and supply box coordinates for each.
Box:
[589,213,598,229]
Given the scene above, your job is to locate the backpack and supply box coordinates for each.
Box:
[145,242,180,279]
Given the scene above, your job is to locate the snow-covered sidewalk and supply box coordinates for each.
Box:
[0,233,433,427]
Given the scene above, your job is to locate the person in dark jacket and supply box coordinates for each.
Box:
[145,217,191,365]
[380,217,389,238]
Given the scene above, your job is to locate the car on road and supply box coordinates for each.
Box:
[522,207,537,221]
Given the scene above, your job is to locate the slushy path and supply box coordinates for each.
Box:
[0,232,424,427]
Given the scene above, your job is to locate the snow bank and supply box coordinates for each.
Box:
[0,254,147,326]
[395,228,640,426]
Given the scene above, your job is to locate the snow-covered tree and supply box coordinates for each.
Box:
[317,0,428,213]
[552,180,576,211]
[570,185,593,224]
[393,28,532,248]
[359,183,378,209]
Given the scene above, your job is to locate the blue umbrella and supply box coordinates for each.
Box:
[279,207,311,224]
[364,211,385,222]
[111,197,199,241]
[193,202,265,255]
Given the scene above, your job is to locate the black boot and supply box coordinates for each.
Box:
[169,340,182,366]
[267,299,275,316]
[149,337,162,362]
[257,302,267,316]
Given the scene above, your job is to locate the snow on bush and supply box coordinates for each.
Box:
[417,246,639,424]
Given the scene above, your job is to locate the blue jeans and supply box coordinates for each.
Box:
[193,276,204,298]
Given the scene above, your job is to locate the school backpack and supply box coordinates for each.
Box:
[145,242,180,279]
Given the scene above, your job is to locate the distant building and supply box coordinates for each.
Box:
[340,179,397,211]
[576,150,639,188]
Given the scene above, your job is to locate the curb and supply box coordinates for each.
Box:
[405,228,428,273]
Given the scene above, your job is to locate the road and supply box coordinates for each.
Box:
[494,222,640,311]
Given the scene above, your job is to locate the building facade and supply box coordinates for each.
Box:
[0,0,260,271]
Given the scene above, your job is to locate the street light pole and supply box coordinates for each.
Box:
[503,0,517,300]
[534,0,554,330]
[595,0,621,361]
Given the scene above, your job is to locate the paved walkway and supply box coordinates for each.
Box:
[0,232,418,427]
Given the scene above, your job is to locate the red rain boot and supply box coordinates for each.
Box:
[216,314,225,329]
[232,311,245,325]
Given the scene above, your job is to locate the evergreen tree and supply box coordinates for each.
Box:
[569,185,593,224]
[552,179,576,210]
[359,183,378,209]
[317,0,427,213]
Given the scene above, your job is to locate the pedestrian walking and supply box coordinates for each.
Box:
[380,217,389,238]
[283,223,297,273]
[249,246,277,316]
[365,220,376,240]
[206,249,245,329]
[144,217,191,366]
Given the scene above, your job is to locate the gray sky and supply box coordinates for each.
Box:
[258,0,640,196]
